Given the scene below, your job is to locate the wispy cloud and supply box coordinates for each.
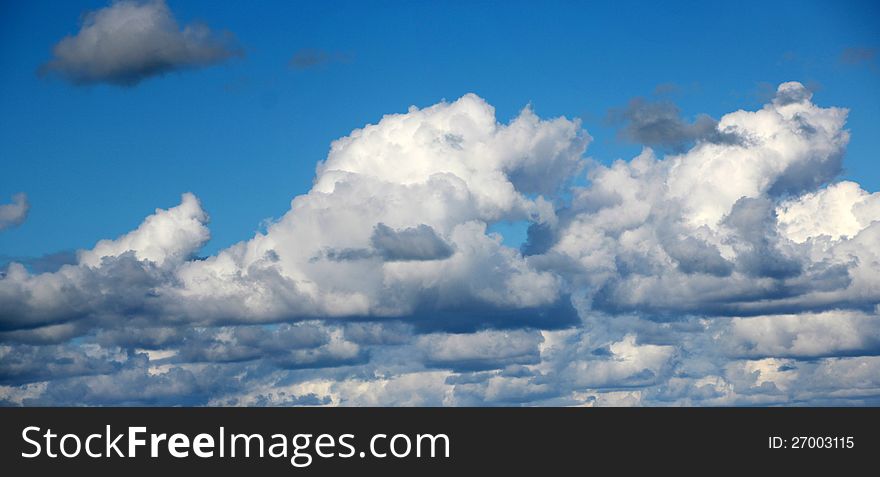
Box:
[288,48,352,70]
[840,46,876,66]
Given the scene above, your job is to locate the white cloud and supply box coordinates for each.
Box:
[2,83,880,406]
[170,94,583,321]
[417,329,543,370]
[668,83,848,228]
[777,180,880,243]
[555,334,676,389]
[79,192,210,267]
[531,82,868,318]
[723,310,880,358]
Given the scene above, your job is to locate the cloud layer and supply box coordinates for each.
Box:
[2,82,879,406]
[41,0,240,86]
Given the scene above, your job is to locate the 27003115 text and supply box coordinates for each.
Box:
[768,436,854,449]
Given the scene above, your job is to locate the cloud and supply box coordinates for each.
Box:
[721,310,880,359]
[537,82,862,321]
[78,192,209,267]
[607,97,744,151]
[555,334,677,389]
[2,82,880,406]
[371,223,454,261]
[0,193,29,231]
[776,180,880,243]
[0,250,78,274]
[288,49,352,69]
[40,0,240,86]
[652,82,680,96]
[417,329,543,371]
[316,223,456,262]
[162,94,581,323]
[840,47,876,66]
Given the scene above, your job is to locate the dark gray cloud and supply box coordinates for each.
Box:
[661,235,733,277]
[317,247,375,262]
[722,197,803,279]
[0,252,169,334]
[0,343,124,386]
[40,0,241,86]
[0,193,29,231]
[607,97,745,151]
[343,321,413,345]
[172,324,332,364]
[371,223,454,261]
[313,223,454,262]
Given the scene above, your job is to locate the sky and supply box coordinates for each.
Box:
[1,0,880,406]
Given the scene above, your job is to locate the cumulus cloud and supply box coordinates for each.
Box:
[417,330,543,371]
[2,82,880,406]
[165,94,581,323]
[78,192,210,267]
[41,0,240,86]
[721,310,880,359]
[535,82,860,320]
[777,180,880,243]
[0,193,29,231]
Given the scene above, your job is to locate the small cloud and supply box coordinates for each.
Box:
[371,223,454,262]
[313,224,454,263]
[780,50,799,63]
[772,81,813,106]
[653,82,680,96]
[606,97,744,151]
[0,193,29,231]
[288,48,352,70]
[840,47,876,66]
[40,0,241,87]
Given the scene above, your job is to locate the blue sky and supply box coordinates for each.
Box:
[2,0,878,259]
[2,1,880,407]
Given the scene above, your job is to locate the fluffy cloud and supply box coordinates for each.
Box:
[777,180,880,243]
[0,193,29,231]
[2,82,880,406]
[167,94,581,323]
[41,0,240,86]
[532,82,864,320]
[721,310,880,358]
[417,329,543,370]
[79,192,210,267]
